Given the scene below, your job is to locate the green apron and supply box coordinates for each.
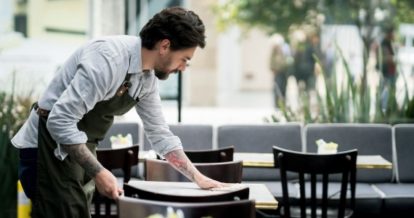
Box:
[32,74,138,218]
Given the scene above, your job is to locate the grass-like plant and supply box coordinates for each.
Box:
[0,72,34,218]
[266,46,413,124]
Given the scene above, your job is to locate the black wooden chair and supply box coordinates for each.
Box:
[217,124,303,201]
[184,146,234,163]
[123,183,249,202]
[145,159,243,183]
[118,196,256,218]
[91,145,139,218]
[273,145,357,218]
[156,146,234,163]
[305,123,392,217]
[99,122,142,179]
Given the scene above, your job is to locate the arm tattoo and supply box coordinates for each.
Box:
[164,149,196,181]
[61,144,103,177]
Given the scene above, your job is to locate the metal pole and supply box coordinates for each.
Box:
[177,71,182,123]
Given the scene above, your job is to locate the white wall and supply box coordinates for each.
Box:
[239,29,273,91]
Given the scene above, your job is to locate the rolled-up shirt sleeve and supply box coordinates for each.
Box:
[46,43,116,145]
[135,78,183,157]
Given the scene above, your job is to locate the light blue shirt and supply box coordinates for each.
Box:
[11,35,182,157]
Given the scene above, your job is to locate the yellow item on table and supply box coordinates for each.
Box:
[110,133,133,148]
[316,139,338,154]
[17,180,31,218]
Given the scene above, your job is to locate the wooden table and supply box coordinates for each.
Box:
[127,180,278,210]
[234,152,393,169]
[139,151,392,169]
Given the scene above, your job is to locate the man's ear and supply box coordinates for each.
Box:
[159,39,170,55]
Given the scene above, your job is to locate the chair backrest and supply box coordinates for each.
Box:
[118,196,256,218]
[100,122,140,149]
[184,146,234,163]
[144,124,213,150]
[123,183,249,202]
[274,146,357,218]
[305,123,393,182]
[92,145,139,218]
[97,145,139,183]
[217,124,303,181]
[145,159,243,183]
[394,124,414,183]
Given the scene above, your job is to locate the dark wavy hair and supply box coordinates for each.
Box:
[139,7,206,51]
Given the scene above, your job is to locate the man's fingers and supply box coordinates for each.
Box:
[118,188,124,196]
[111,189,119,199]
[210,183,247,191]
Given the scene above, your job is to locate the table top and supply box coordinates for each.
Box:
[234,152,393,169]
[139,151,392,169]
[127,180,278,210]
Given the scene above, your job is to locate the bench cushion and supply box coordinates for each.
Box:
[218,124,302,181]
[305,123,393,183]
[374,183,414,217]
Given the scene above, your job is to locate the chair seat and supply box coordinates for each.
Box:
[282,207,354,218]
[374,183,414,217]
[275,182,381,216]
[301,182,382,199]
[375,183,414,197]
[300,182,383,216]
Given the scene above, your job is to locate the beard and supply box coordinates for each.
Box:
[154,55,174,80]
[154,69,170,80]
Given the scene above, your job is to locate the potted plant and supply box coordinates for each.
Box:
[0,73,33,218]
[265,47,414,124]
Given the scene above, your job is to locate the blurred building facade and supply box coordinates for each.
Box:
[1,0,275,108]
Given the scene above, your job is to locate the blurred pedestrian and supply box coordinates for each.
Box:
[269,34,292,106]
[376,27,398,111]
[294,33,322,90]
[379,27,397,86]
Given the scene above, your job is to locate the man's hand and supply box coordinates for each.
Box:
[61,143,123,199]
[94,168,123,199]
[194,173,229,190]
[164,149,230,189]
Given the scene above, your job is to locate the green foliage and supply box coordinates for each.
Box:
[214,1,413,124]
[213,0,414,36]
[0,72,34,218]
[392,0,414,24]
[213,0,323,36]
[266,47,413,124]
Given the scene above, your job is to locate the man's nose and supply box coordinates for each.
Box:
[178,63,187,72]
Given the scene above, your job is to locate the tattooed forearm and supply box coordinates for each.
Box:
[164,149,197,181]
[61,143,103,177]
